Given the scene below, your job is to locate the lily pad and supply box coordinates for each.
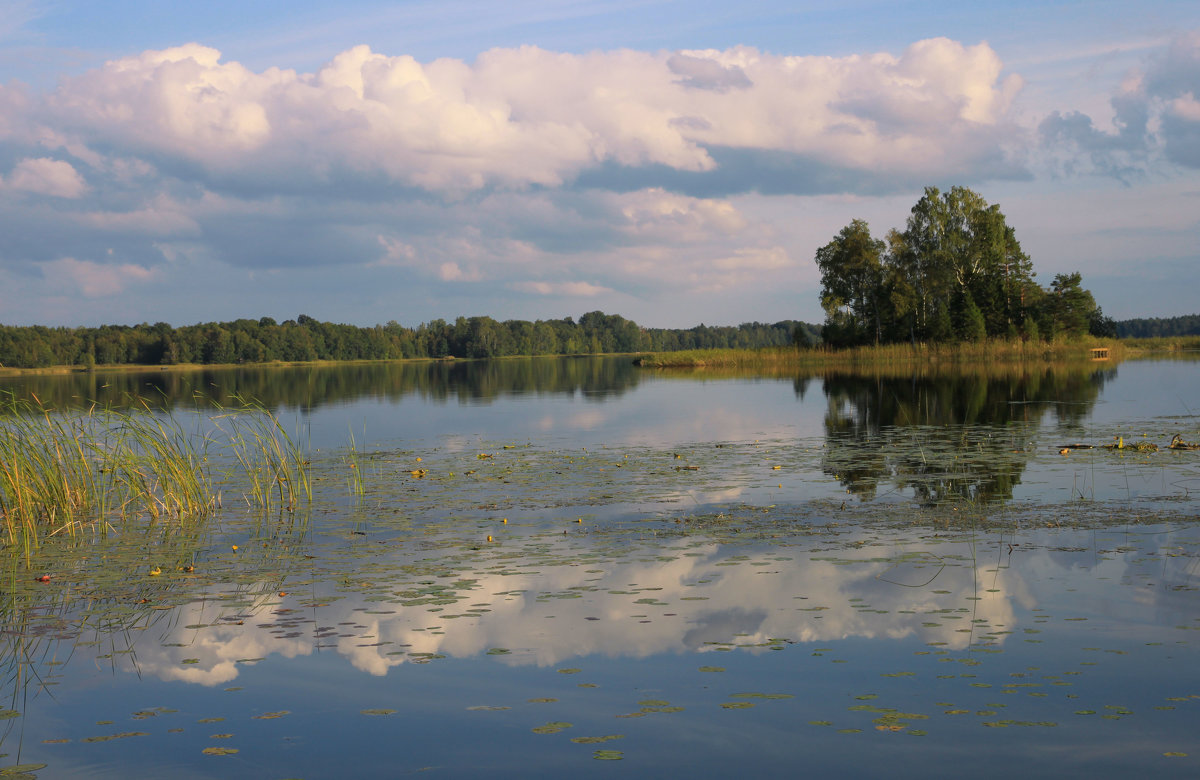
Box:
[532,721,573,734]
[202,747,239,756]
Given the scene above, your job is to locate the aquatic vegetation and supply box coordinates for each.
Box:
[634,339,1127,369]
[1,394,311,553]
[212,396,311,513]
[0,393,215,550]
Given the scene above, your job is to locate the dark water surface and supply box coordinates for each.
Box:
[3,357,1199,777]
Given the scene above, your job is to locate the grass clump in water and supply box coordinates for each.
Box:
[1,392,311,553]
[210,395,311,513]
[0,392,215,551]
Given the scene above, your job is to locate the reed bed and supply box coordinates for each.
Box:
[634,338,1126,368]
[1121,335,1200,354]
[1,393,310,553]
[0,394,216,550]
[210,395,311,514]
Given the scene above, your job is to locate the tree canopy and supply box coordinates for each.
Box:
[0,313,813,369]
[814,186,1111,347]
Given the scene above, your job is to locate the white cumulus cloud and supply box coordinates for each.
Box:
[4,157,88,197]
[32,38,1025,195]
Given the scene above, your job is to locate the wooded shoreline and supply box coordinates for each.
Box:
[3,335,1197,377]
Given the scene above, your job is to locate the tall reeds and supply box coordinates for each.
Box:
[211,396,311,514]
[1,393,311,553]
[634,338,1127,368]
[0,393,215,550]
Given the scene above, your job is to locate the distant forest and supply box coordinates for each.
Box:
[1114,314,1200,339]
[0,312,821,369]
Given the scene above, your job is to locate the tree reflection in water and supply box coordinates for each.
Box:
[820,364,1115,505]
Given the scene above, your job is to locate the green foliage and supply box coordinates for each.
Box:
[812,186,1105,346]
[956,292,987,343]
[0,314,817,369]
[1047,272,1095,338]
[1114,313,1200,338]
[815,219,887,344]
[1088,307,1118,338]
[1022,315,1040,343]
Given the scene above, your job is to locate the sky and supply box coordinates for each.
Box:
[1,1,1198,329]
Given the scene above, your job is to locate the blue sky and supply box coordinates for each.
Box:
[1,1,1198,328]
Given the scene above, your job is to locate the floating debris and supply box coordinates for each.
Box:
[1169,434,1200,450]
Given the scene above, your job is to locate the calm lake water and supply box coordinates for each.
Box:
[3,356,1199,778]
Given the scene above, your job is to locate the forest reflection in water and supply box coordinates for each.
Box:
[0,356,1170,512]
[0,355,643,413]
[817,363,1115,505]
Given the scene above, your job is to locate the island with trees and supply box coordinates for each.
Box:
[813,186,1114,348]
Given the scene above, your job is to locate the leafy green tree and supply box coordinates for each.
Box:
[1088,306,1117,338]
[1046,272,1096,339]
[962,294,987,342]
[809,186,1106,348]
[815,219,887,345]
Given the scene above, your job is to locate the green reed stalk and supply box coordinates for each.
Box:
[213,396,311,513]
[345,428,366,500]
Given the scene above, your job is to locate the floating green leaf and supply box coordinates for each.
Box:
[252,711,289,720]
[532,721,573,734]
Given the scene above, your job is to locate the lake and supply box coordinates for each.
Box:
[3,356,1199,778]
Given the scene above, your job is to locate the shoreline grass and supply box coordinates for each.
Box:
[632,338,1132,368]
[211,396,312,513]
[0,352,631,378]
[0,394,216,553]
[0,336,1196,378]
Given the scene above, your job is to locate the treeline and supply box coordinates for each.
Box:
[814,186,1116,348]
[0,312,812,369]
[1115,313,1200,338]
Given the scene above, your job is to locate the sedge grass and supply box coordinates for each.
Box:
[0,393,218,551]
[633,338,1126,369]
[210,395,311,514]
[1,392,311,553]
[1121,335,1200,354]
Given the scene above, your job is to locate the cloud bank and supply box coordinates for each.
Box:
[1039,29,1200,177]
[0,32,1197,325]
[35,38,1023,193]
